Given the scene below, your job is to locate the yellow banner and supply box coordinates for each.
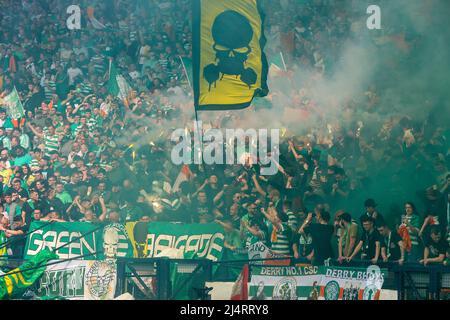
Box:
[193,0,268,110]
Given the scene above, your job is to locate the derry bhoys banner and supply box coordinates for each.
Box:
[249,266,387,301]
[35,259,117,300]
[319,266,386,301]
[25,222,225,262]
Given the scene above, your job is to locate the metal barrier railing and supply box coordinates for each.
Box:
[114,256,450,300]
[3,255,450,300]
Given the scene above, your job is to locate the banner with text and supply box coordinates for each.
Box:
[318,266,386,300]
[24,222,225,262]
[249,265,322,300]
[35,259,117,300]
[249,266,386,300]
[141,222,225,261]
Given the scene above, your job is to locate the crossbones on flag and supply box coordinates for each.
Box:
[193,0,269,111]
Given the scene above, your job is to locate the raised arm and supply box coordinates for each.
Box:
[299,213,313,235]
[213,189,225,204]
[252,174,267,197]
[26,122,44,139]
[98,196,107,222]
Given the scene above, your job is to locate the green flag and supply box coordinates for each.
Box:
[2,87,25,120]
[107,61,132,104]
[269,52,287,76]
[0,231,8,268]
[0,249,58,300]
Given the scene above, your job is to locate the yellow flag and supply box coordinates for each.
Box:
[193,0,268,111]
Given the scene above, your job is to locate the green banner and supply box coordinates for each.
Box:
[25,222,100,260]
[24,222,225,262]
[143,222,225,262]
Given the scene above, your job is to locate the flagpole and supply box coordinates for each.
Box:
[108,58,113,81]
[280,52,287,71]
[0,251,102,280]
[179,56,192,91]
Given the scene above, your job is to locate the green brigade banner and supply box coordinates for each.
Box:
[35,259,117,300]
[25,222,101,260]
[138,222,225,261]
[24,222,133,260]
[249,266,387,301]
[193,0,269,110]
[25,222,225,262]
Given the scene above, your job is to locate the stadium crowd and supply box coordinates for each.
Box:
[0,0,449,268]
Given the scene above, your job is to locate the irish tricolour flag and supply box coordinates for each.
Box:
[107,60,132,107]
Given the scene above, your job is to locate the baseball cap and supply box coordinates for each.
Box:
[48,206,57,213]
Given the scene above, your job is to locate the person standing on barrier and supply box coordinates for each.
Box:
[347,216,381,265]
[262,203,292,256]
[292,211,314,262]
[337,212,359,264]
[217,219,242,253]
[378,223,405,265]
[241,217,267,250]
[420,226,448,266]
[298,208,334,266]
[398,202,422,263]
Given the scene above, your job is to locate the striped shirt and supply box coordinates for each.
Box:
[158,57,169,71]
[79,82,93,95]
[271,223,291,255]
[44,80,56,102]
[29,159,40,169]
[44,133,60,154]
[73,124,85,138]
[129,31,138,42]
[447,229,450,247]
[287,211,298,232]
[402,214,421,246]
[91,54,106,75]
[87,117,98,132]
